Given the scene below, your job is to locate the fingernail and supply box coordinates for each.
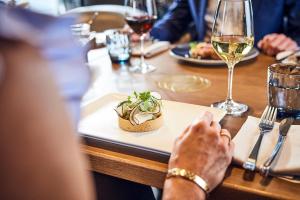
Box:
[191,112,211,125]
[191,116,202,126]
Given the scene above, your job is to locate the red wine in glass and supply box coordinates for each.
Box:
[125,0,157,74]
[125,16,156,35]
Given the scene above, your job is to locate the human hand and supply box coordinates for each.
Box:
[168,112,234,191]
[258,33,298,56]
[163,112,234,200]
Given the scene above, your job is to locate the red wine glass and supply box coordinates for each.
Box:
[125,0,157,73]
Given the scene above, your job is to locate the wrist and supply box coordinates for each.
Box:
[166,167,209,194]
[163,178,206,200]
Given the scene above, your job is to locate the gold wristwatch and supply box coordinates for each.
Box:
[166,168,209,195]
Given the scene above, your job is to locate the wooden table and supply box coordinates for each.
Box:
[82,49,300,200]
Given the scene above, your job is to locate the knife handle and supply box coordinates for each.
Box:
[261,135,286,176]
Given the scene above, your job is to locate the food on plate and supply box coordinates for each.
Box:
[115,91,163,132]
[189,42,221,60]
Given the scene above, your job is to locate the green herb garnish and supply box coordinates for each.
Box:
[115,91,162,125]
[189,42,197,49]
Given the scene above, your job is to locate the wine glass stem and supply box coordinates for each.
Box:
[140,34,145,66]
[226,64,235,102]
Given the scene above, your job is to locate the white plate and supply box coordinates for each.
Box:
[79,93,226,154]
[170,44,259,66]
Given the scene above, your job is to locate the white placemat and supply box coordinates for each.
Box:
[79,93,226,153]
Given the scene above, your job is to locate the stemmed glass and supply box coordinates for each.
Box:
[124,0,157,74]
[211,0,254,115]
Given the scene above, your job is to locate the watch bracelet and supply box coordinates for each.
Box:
[166,168,209,197]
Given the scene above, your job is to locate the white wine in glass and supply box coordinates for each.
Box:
[211,0,254,115]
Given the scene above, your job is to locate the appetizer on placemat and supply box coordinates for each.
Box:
[189,42,220,60]
[115,91,163,132]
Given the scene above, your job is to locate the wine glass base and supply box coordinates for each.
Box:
[129,63,156,74]
[211,100,248,116]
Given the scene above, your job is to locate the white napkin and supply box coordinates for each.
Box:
[233,116,300,175]
[132,41,170,58]
[276,50,300,64]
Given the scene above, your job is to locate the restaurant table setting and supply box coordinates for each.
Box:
[233,116,300,177]
[78,0,300,163]
[75,0,300,198]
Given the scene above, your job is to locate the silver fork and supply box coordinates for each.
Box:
[243,106,277,171]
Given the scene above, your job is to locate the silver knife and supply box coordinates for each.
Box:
[261,117,294,177]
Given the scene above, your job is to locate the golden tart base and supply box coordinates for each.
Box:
[118,114,163,132]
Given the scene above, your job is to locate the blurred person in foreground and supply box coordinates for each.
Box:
[0,5,233,200]
[150,0,300,56]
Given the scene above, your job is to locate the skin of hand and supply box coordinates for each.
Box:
[257,33,298,56]
[163,112,234,200]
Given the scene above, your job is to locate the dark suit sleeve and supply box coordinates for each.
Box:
[285,0,300,45]
[150,0,193,42]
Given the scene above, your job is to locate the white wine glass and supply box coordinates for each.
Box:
[211,0,254,115]
[124,0,157,74]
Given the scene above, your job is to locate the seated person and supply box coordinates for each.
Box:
[0,5,233,200]
[151,0,300,56]
[0,5,155,200]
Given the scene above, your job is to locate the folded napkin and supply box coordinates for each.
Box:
[233,116,300,175]
[132,41,170,58]
[276,50,300,64]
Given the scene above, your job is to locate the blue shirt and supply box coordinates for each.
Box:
[151,0,300,45]
[0,5,90,124]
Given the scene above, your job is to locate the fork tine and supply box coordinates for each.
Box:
[260,106,269,123]
[274,108,278,121]
[267,107,274,121]
[264,106,272,123]
[266,107,274,125]
[270,107,277,124]
[266,107,277,126]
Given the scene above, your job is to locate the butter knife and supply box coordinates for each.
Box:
[261,117,294,177]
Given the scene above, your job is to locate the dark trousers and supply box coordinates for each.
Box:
[93,172,157,200]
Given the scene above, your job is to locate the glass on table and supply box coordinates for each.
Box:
[105,29,131,63]
[70,23,92,45]
[268,63,300,119]
[211,0,254,115]
[124,0,157,74]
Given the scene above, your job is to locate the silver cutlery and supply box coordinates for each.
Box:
[277,48,300,62]
[243,106,277,171]
[261,117,294,177]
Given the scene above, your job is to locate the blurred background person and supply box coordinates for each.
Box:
[150,0,300,56]
[0,4,157,200]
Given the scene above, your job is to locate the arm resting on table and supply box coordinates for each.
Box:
[150,0,193,42]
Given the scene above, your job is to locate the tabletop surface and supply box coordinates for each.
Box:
[82,48,300,200]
